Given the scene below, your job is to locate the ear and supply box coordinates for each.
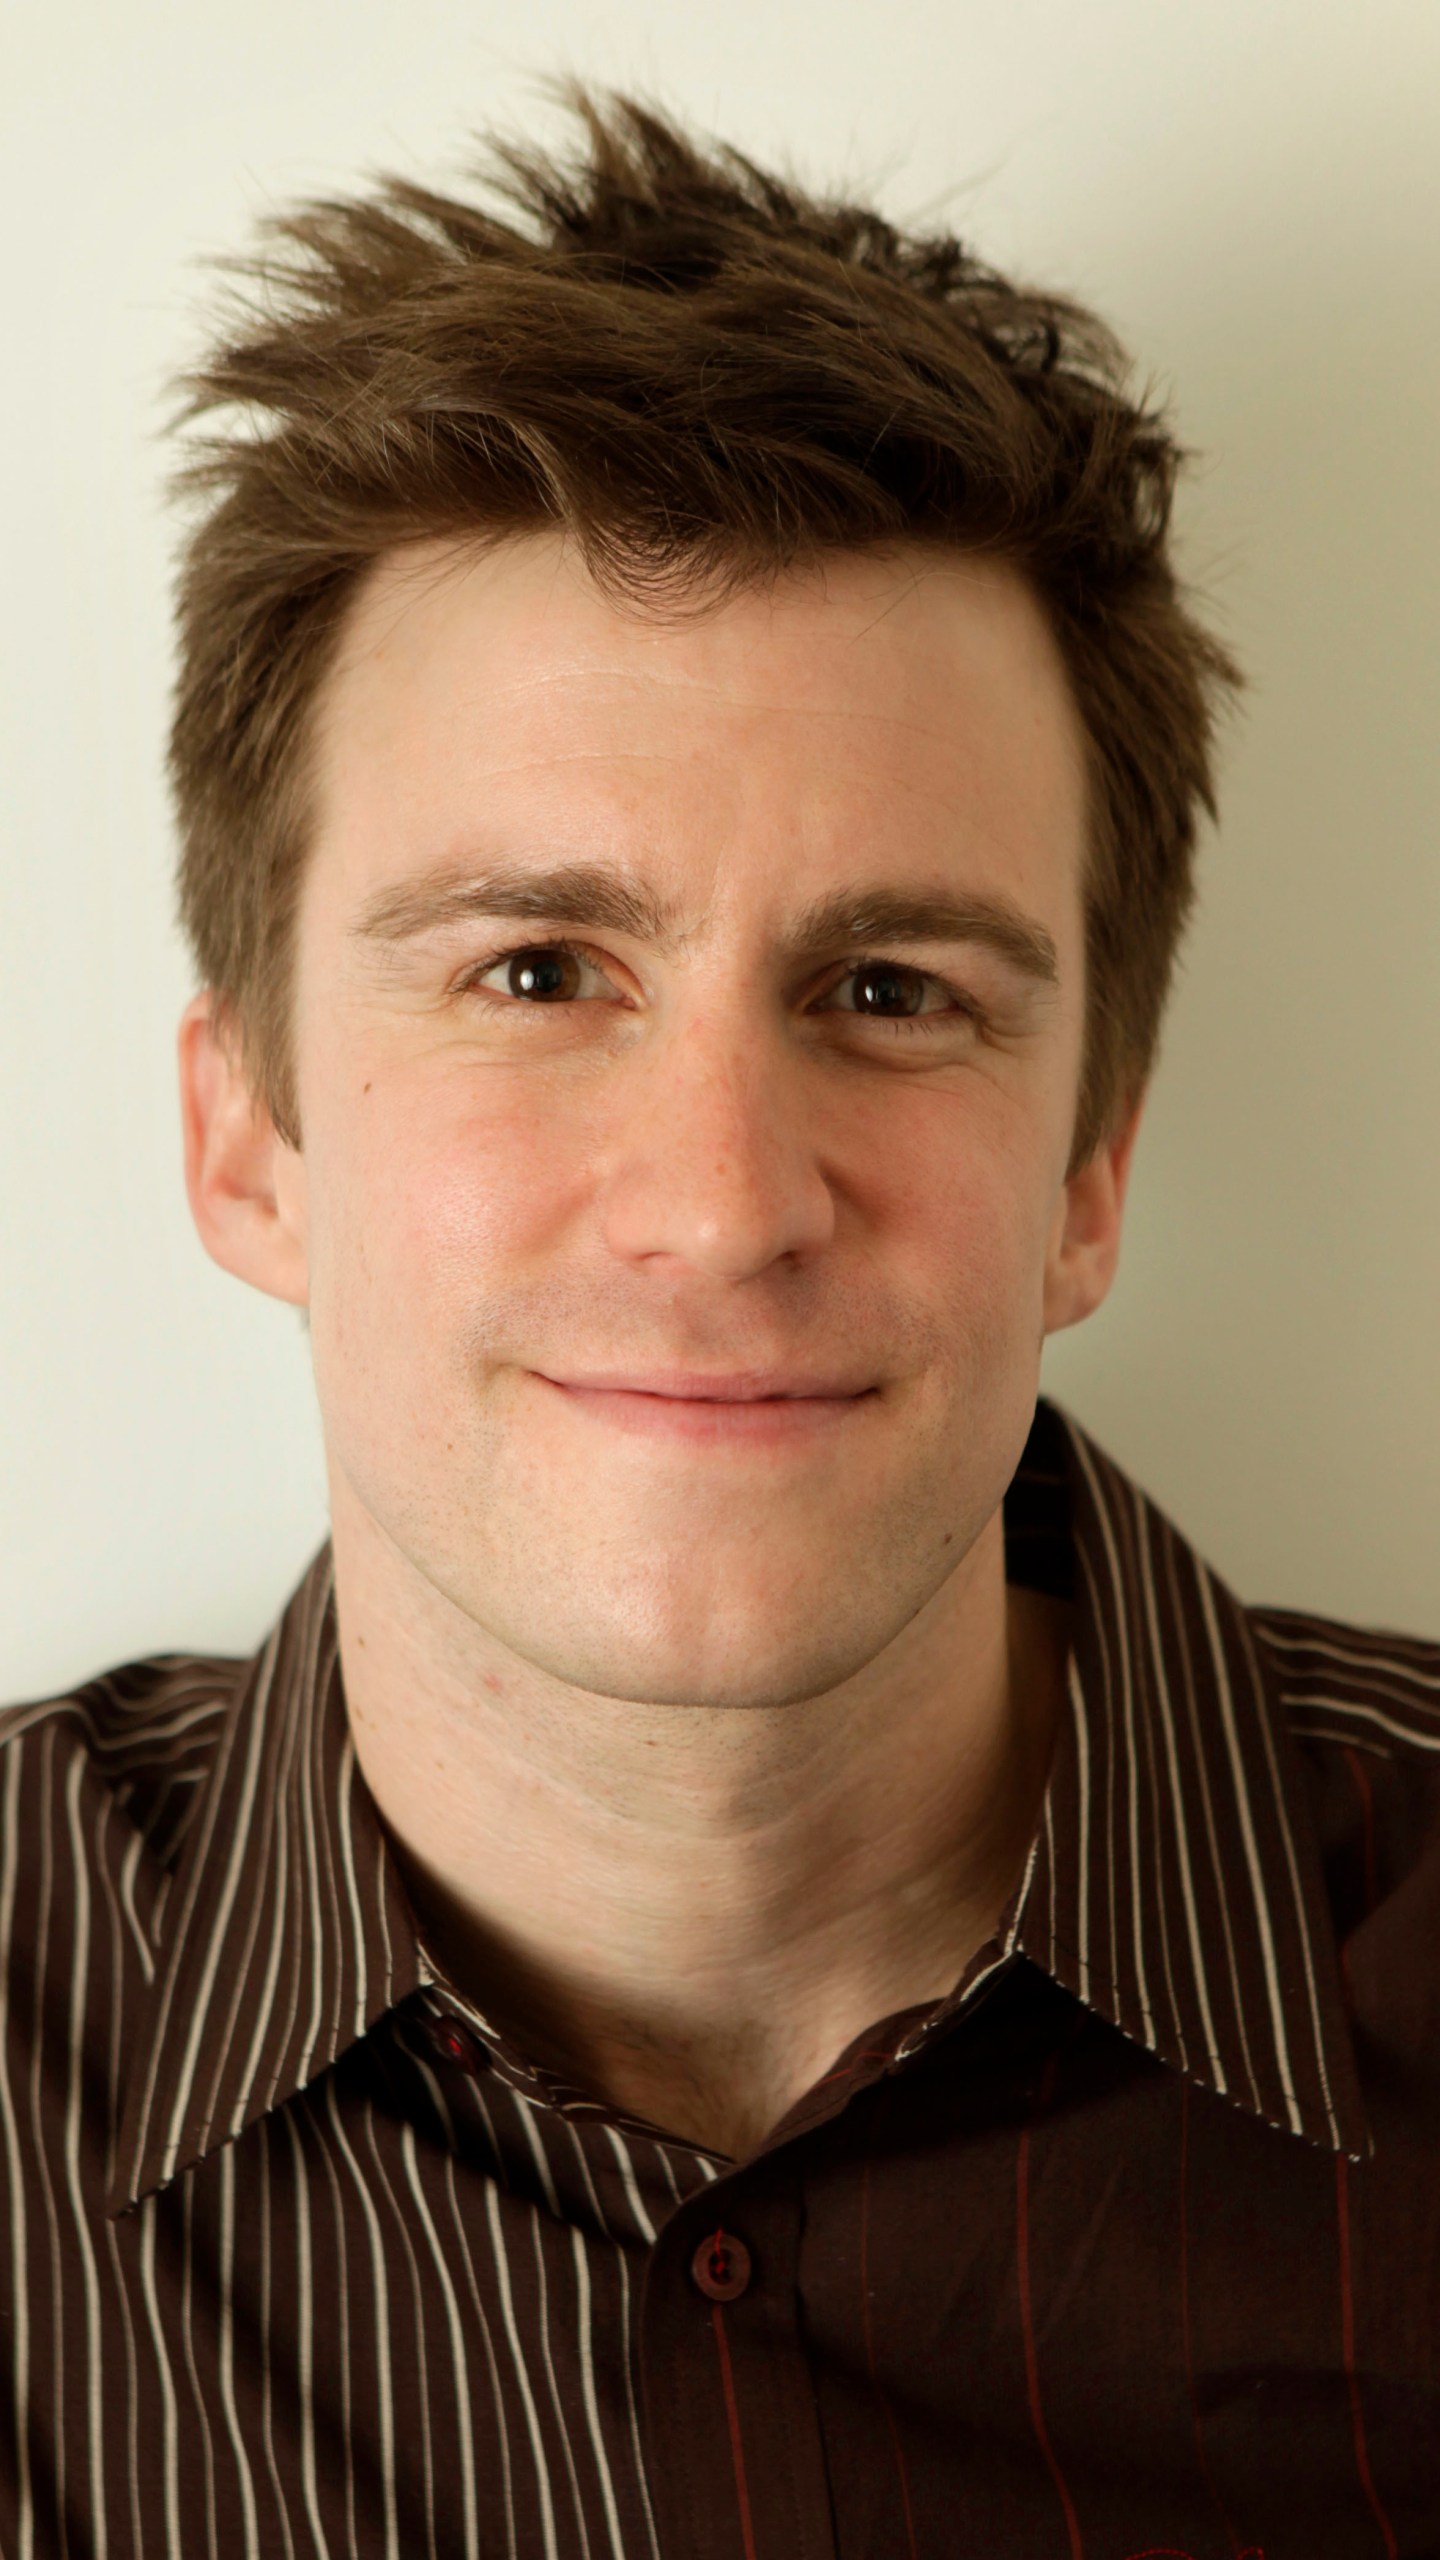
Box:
[1041,1092,1145,1337]
[178,993,309,1307]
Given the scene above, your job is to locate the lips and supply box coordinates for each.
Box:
[527,1367,878,1442]
[535,1369,875,1402]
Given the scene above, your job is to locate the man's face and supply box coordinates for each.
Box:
[263,534,1124,1708]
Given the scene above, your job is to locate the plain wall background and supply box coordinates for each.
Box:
[3,0,1438,1702]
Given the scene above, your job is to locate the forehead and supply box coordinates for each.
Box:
[308,531,1089,934]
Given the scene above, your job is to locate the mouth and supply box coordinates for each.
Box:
[529,1368,879,1444]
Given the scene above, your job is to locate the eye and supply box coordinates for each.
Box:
[468,943,615,1004]
[823,961,963,1020]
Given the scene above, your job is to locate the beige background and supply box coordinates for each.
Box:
[2,0,1437,1700]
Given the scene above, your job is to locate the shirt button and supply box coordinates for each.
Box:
[690,2229,752,2302]
[426,2016,489,2073]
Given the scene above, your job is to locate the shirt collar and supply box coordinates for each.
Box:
[109,1395,1370,2209]
[1005,1400,1370,2160]
[108,1548,428,2213]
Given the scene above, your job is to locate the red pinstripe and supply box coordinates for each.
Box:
[1335,2149,1398,2557]
[709,2301,759,2560]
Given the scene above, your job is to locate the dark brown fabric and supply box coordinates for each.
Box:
[2,1394,1437,2557]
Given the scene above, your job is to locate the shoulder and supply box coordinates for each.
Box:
[0,1648,246,1870]
[1248,1602,1440,1935]
[1248,1602,1440,1758]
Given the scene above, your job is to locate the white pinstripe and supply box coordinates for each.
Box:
[1135,1504,1215,2080]
[61,1751,107,2560]
[28,1733,70,2552]
[281,2107,329,2560]
[518,2116,593,2556]
[308,2074,361,2558]
[1160,1519,1262,2109]
[1257,1626,1440,1686]
[321,2076,400,2560]
[601,2122,657,2244]
[1069,1434,1154,2036]
[253,2121,299,2560]
[1236,1610,1342,2147]
[443,2146,520,2560]
[613,2242,664,2560]
[363,2109,441,2560]
[483,2177,561,2560]
[216,2144,264,2559]
[400,2123,480,2560]
[219,1660,302,2145]
[335,1730,372,2033]
[134,1635,281,2183]
[115,1828,155,1987]
[136,2202,183,2559]
[0,1740,35,2560]
[570,2227,631,2560]
[1283,1694,1440,1749]
[1194,1563,1304,2136]
[1065,1657,1092,2000]
[290,1597,340,2097]
[177,2172,220,2555]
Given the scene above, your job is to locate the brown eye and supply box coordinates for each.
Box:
[844,963,929,1017]
[468,941,619,1008]
[503,946,582,1001]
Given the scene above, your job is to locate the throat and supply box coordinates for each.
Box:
[358,1548,1074,2165]
[404,1826,1039,2163]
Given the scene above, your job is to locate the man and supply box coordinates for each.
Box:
[2,90,1435,2560]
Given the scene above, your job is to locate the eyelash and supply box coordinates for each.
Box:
[453,938,984,1029]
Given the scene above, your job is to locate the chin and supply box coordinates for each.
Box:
[462,1532,937,1711]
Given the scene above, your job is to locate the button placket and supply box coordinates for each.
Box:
[640,2177,838,2558]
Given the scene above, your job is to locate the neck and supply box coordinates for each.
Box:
[333,1485,1071,2160]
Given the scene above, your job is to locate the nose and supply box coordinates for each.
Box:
[598,1016,837,1281]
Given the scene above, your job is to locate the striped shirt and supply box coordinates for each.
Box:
[1,1392,1437,2558]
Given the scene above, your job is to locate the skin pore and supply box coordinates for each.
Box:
[181,533,1141,2161]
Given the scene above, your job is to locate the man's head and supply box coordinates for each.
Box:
[176,96,1238,1709]
[171,91,1236,1181]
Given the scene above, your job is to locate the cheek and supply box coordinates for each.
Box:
[860,1087,1058,1316]
[306,1072,592,1353]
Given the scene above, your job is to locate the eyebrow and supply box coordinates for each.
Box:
[791,886,1060,986]
[353,862,676,948]
[351,860,1061,987]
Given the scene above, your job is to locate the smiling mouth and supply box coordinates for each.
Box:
[529,1369,879,1442]
[538,1367,875,1400]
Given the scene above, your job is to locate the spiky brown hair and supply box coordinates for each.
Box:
[169,89,1238,1166]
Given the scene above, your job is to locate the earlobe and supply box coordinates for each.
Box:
[1042,1092,1145,1337]
[178,994,309,1307]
